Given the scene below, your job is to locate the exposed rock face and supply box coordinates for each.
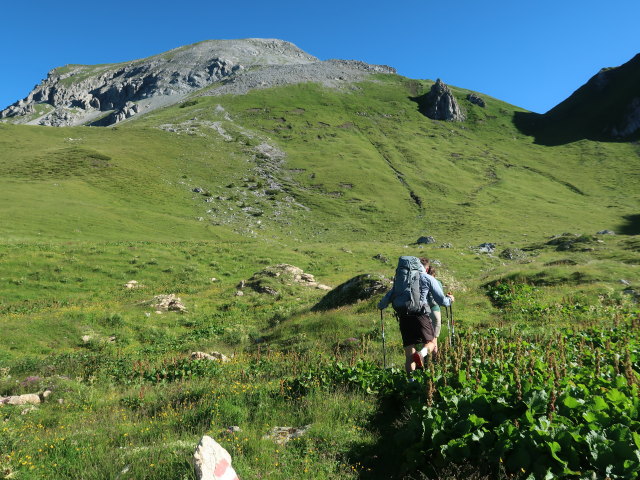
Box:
[419,79,466,121]
[1,39,396,127]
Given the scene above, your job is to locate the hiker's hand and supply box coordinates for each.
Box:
[446,293,455,303]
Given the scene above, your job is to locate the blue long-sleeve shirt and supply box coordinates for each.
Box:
[378,272,450,310]
[420,273,451,307]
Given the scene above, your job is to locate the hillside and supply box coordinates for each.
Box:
[1,41,639,480]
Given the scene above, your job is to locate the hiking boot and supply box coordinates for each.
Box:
[412,352,424,369]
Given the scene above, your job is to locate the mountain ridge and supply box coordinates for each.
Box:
[0,39,395,127]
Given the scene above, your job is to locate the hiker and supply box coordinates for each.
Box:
[378,256,454,375]
[426,263,444,355]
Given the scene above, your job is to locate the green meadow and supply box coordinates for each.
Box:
[0,75,639,479]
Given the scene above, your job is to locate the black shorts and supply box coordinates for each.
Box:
[398,312,435,347]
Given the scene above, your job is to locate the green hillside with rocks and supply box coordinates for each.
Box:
[1,42,639,480]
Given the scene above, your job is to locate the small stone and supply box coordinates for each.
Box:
[476,243,496,254]
[620,279,631,286]
[235,290,244,296]
[596,230,616,235]
[81,335,92,343]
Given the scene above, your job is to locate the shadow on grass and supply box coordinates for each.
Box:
[511,111,640,146]
[345,385,493,479]
[619,214,640,235]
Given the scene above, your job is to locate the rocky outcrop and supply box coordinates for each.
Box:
[467,93,486,107]
[1,39,396,127]
[419,79,466,121]
[242,264,331,296]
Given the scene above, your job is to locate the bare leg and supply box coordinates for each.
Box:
[430,310,442,354]
[404,345,417,375]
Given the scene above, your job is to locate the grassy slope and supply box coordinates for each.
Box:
[1,74,639,479]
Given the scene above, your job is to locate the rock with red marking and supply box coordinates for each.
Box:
[193,435,240,480]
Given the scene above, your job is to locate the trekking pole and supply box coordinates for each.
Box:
[445,305,452,348]
[450,304,455,347]
[380,309,387,369]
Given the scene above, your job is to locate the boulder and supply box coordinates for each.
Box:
[151,294,187,312]
[312,273,391,311]
[417,236,436,244]
[419,79,466,121]
[193,435,240,480]
[1,390,51,405]
[191,351,230,363]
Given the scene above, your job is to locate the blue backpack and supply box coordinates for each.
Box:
[390,256,424,315]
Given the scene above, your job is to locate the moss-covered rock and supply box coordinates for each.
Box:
[312,274,391,311]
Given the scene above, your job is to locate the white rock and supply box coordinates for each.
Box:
[1,394,41,405]
[193,435,240,480]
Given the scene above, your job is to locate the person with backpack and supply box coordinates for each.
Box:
[378,256,454,375]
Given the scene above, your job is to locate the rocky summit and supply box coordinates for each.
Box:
[417,78,466,121]
[0,39,395,127]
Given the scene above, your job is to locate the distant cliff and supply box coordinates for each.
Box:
[514,53,640,144]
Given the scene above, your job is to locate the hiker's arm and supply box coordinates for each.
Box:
[427,275,452,306]
[378,289,392,310]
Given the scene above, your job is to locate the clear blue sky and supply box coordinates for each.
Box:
[1,0,638,114]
